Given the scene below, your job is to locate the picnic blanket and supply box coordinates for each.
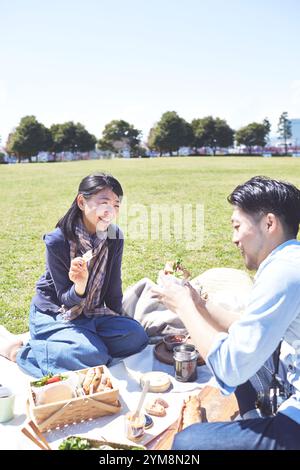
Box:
[0,267,253,449]
[0,345,214,450]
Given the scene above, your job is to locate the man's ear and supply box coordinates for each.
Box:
[77,194,85,211]
[265,213,277,232]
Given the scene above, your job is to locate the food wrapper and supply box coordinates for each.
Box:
[31,372,79,406]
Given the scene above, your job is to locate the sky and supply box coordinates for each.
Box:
[1,0,300,146]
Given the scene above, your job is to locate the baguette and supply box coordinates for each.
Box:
[178,394,201,431]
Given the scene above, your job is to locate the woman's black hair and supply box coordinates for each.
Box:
[228,176,300,237]
[56,172,123,241]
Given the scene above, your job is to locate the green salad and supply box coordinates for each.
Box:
[59,436,145,451]
[31,373,68,387]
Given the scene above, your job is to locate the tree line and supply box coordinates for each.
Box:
[2,111,292,162]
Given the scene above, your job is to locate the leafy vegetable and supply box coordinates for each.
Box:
[172,259,191,279]
[59,437,91,450]
[59,436,146,451]
[31,373,68,387]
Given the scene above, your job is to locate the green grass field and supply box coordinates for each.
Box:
[1,156,300,333]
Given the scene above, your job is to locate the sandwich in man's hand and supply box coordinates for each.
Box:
[163,259,191,280]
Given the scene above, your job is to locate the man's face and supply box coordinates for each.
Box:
[231,207,267,270]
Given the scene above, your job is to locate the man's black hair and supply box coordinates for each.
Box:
[228,176,300,237]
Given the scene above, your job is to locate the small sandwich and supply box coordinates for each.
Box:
[164,259,191,280]
[82,250,94,262]
[145,397,169,417]
[91,367,102,394]
[82,368,95,395]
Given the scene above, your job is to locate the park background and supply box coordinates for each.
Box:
[1,1,300,332]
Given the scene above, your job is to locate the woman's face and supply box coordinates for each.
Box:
[77,187,121,234]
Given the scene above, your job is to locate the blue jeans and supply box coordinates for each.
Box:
[16,303,148,377]
[172,412,300,450]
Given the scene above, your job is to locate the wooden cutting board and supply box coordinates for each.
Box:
[147,385,239,450]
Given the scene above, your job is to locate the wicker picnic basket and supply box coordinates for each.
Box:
[28,365,121,432]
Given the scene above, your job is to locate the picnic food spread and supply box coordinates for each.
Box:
[28,364,120,431]
[30,367,114,406]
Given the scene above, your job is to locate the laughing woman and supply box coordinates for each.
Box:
[0,173,148,377]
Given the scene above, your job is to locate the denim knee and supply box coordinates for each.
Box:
[123,319,149,354]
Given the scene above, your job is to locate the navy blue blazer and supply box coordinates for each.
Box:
[32,226,124,315]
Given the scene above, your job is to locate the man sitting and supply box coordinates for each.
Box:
[152,176,300,450]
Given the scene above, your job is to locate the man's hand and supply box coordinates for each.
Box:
[151,278,198,315]
[151,278,222,360]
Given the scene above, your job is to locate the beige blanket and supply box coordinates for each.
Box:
[122,268,253,340]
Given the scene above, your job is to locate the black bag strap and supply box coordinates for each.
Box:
[273,340,282,376]
[270,340,283,414]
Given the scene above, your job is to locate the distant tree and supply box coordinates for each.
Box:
[98,120,141,157]
[133,144,148,157]
[277,112,292,155]
[75,123,97,152]
[50,122,96,159]
[0,135,4,162]
[235,120,271,154]
[191,116,234,155]
[147,111,193,156]
[5,132,14,155]
[147,126,165,156]
[5,116,52,163]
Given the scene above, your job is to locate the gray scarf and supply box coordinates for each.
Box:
[60,218,111,321]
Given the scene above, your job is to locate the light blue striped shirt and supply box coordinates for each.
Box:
[206,239,300,424]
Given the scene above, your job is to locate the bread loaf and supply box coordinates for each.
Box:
[178,394,201,430]
[36,382,73,405]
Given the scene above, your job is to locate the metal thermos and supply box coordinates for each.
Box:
[173,344,198,382]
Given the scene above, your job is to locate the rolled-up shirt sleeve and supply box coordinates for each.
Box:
[206,259,300,395]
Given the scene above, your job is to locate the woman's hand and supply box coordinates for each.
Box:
[69,257,89,296]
